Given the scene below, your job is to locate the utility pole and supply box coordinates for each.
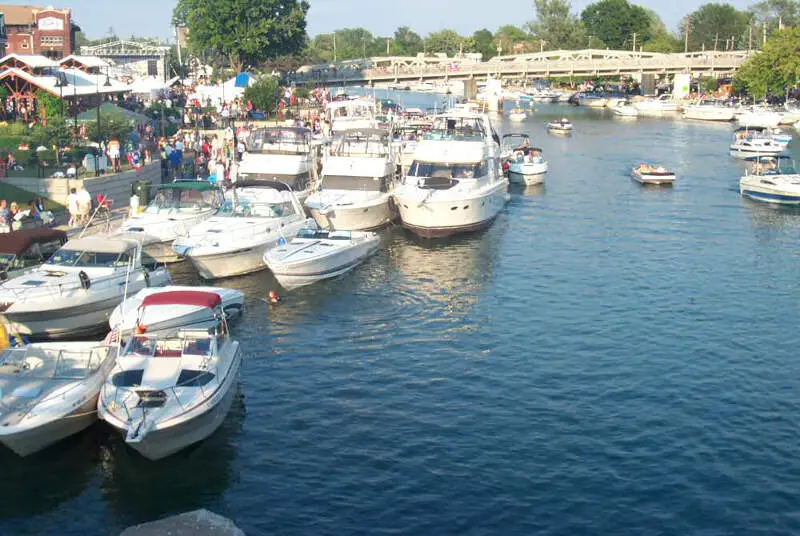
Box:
[333,32,337,62]
[386,39,390,55]
[731,36,735,50]
[714,33,719,52]
[762,22,766,47]
[684,18,690,53]
[748,26,752,51]
[632,32,636,51]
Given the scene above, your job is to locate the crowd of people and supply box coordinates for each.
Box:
[0,197,54,232]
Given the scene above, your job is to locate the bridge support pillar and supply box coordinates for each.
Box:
[463,78,478,100]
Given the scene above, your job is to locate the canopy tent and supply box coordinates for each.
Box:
[191,73,255,105]
[75,102,151,125]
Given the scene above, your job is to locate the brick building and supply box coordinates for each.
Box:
[0,4,79,59]
[0,14,6,57]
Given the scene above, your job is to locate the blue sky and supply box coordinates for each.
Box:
[3,0,760,41]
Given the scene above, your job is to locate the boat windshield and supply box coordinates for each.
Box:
[330,131,390,157]
[425,117,486,141]
[218,199,296,218]
[146,188,218,213]
[124,335,213,358]
[248,128,309,154]
[408,161,487,179]
[46,247,134,268]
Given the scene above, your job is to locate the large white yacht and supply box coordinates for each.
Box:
[633,94,679,115]
[682,100,735,121]
[304,129,397,231]
[118,181,223,263]
[736,106,783,128]
[238,127,319,203]
[393,110,509,238]
[327,98,380,133]
[172,181,312,279]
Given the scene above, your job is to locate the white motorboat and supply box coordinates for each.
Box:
[98,290,242,460]
[304,128,397,231]
[0,340,117,456]
[238,127,320,203]
[0,236,170,340]
[547,118,574,134]
[118,181,223,263]
[633,95,679,115]
[609,99,639,118]
[577,94,608,108]
[327,98,380,133]
[739,155,800,204]
[632,163,675,185]
[736,106,783,128]
[264,227,380,290]
[109,285,244,339]
[682,100,735,121]
[393,110,509,238]
[501,134,548,185]
[772,127,793,146]
[172,181,312,279]
[508,108,527,122]
[730,128,786,159]
[0,228,67,282]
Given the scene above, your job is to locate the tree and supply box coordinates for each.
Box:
[642,34,683,52]
[749,0,799,36]
[735,26,800,98]
[494,25,532,54]
[243,76,282,114]
[680,3,752,52]
[425,30,467,57]
[526,0,587,50]
[472,29,496,59]
[581,0,652,49]
[173,0,309,71]
[393,27,424,56]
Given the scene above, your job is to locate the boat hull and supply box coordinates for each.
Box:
[144,241,184,264]
[187,244,271,280]
[508,162,548,186]
[308,197,394,231]
[632,171,675,185]
[729,146,784,159]
[268,239,380,290]
[740,185,800,205]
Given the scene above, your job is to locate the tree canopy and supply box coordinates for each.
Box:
[581,0,652,50]
[173,0,309,71]
[425,30,469,56]
[526,0,587,50]
[680,3,752,52]
[748,0,799,35]
[735,26,800,97]
[472,29,496,59]
[243,76,282,113]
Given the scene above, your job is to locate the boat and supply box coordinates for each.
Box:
[392,109,509,238]
[577,93,608,108]
[736,106,783,128]
[97,290,242,461]
[109,285,243,340]
[730,128,786,159]
[238,127,320,203]
[609,99,639,118]
[264,226,380,290]
[547,118,574,133]
[0,340,117,456]
[118,181,223,263]
[0,236,170,340]
[771,127,793,146]
[508,108,527,122]
[327,98,380,133]
[304,128,397,231]
[501,134,548,185]
[0,228,67,282]
[682,100,735,121]
[632,95,679,115]
[739,155,800,204]
[172,181,312,279]
[632,163,675,185]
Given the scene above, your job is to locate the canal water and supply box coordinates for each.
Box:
[3,103,800,535]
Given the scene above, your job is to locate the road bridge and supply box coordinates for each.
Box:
[297,49,752,86]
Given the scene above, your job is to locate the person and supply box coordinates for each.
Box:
[27,200,41,221]
[67,188,79,227]
[0,200,10,232]
[77,187,92,225]
[108,137,121,172]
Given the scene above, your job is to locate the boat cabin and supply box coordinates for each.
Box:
[747,155,797,176]
[0,228,67,280]
[247,127,311,155]
[425,115,487,141]
[44,236,146,270]
[330,128,392,158]
[147,182,223,214]
[224,180,305,219]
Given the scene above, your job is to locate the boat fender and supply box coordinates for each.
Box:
[78,270,91,290]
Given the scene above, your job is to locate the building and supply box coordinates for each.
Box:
[0,13,7,57]
[0,4,79,59]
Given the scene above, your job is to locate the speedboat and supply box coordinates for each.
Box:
[771,127,793,146]
[304,128,397,231]
[632,163,675,185]
[633,95,678,115]
[118,181,223,263]
[547,118,573,134]
[609,99,639,118]
[109,285,244,340]
[739,155,800,204]
[172,181,312,279]
[264,226,380,290]
[0,236,170,340]
[577,93,608,108]
[98,290,242,460]
[737,106,783,128]
[393,110,509,237]
[0,228,67,282]
[0,340,117,456]
[730,128,786,159]
[501,134,548,185]
[682,100,735,121]
[238,127,320,203]
[508,108,527,122]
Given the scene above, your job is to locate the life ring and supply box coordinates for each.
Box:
[78,271,91,290]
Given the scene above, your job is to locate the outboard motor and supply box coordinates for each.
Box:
[78,270,91,290]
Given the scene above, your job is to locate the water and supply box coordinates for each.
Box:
[4,105,800,535]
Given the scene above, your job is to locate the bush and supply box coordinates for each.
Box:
[0,136,24,150]
[34,149,57,166]
[12,150,32,165]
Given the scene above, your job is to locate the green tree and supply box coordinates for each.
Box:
[735,26,800,97]
[243,76,282,113]
[494,25,532,54]
[526,0,587,50]
[681,3,752,52]
[173,0,309,71]
[642,33,683,52]
[393,27,424,56]
[425,29,467,56]
[472,29,496,59]
[36,90,63,120]
[749,0,799,36]
[581,0,652,49]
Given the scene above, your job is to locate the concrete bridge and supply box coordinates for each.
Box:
[297,49,753,86]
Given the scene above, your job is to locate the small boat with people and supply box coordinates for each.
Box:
[501,134,548,185]
[0,236,170,340]
[508,107,527,122]
[739,155,800,204]
[0,228,67,282]
[609,98,639,118]
[109,285,245,340]
[547,118,574,134]
[632,163,676,185]
[264,226,381,290]
[729,127,786,159]
[118,181,223,263]
[0,338,117,456]
[172,180,312,280]
[97,289,242,461]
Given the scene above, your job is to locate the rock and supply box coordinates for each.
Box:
[120,509,245,536]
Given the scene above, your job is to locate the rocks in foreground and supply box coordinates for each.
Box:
[120,509,245,536]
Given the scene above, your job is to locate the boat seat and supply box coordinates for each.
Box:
[155,349,183,358]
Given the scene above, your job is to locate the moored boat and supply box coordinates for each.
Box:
[501,134,548,185]
[739,155,800,204]
[682,100,735,121]
[730,128,786,159]
[546,118,573,134]
[0,228,67,282]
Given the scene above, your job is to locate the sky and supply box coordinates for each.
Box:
[2,0,761,42]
